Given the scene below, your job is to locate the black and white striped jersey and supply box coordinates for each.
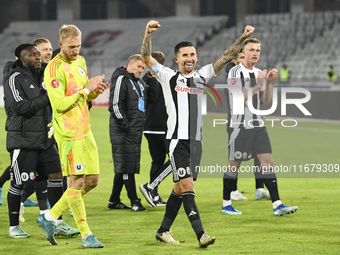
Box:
[227,63,265,129]
[151,63,215,140]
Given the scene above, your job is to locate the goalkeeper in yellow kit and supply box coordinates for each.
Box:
[37,24,108,248]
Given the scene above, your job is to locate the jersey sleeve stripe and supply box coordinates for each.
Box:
[9,72,22,102]
[49,58,60,78]
[112,75,124,119]
[231,65,241,77]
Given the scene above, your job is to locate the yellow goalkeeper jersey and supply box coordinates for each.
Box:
[44,54,96,140]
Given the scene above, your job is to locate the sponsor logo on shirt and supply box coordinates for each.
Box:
[175,85,203,94]
[71,87,84,95]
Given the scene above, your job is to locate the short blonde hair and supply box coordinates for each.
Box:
[33,37,51,46]
[59,24,82,41]
[243,38,261,48]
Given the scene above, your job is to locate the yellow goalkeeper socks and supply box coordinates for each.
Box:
[67,188,90,236]
[49,191,69,220]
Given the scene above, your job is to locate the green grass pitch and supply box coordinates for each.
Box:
[0,107,339,254]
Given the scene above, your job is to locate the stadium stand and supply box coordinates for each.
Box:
[2,12,338,85]
[197,11,340,85]
[0,16,228,83]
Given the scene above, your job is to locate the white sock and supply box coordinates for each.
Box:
[147,183,153,189]
[44,212,57,222]
[40,209,49,215]
[273,200,282,209]
[10,225,19,230]
[20,203,24,214]
[82,231,92,241]
[231,190,238,194]
[256,188,265,192]
[55,219,63,226]
[223,200,232,207]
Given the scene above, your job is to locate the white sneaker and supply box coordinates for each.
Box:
[199,233,216,248]
[155,231,180,244]
[255,189,270,200]
[230,190,247,201]
[9,225,30,238]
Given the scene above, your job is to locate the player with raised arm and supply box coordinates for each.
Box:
[224,49,270,201]
[141,20,254,247]
[223,38,298,216]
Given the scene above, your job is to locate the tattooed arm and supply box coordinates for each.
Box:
[213,25,255,74]
[141,20,161,69]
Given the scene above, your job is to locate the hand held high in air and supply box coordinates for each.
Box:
[242,25,255,39]
[145,20,161,36]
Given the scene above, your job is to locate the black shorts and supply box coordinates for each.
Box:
[167,139,202,182]
[227,126,272,162]
[10,145,62,186]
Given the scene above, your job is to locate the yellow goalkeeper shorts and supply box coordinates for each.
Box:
[57,130,100,176]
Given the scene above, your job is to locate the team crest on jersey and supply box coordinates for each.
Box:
[243,152,248,159]
[186,167,191,175]
[51,79,59,88]
[29,172,35,180]
[177,167,186,177]
[231,78,236,85]
[21,172,29,182]
[75,163,83,172]
[79,67,85,76]
[234,151,242,159]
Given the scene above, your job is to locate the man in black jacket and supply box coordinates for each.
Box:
[108,54,156,211]
[2,38,54,214]
[4,44,77,238]
[17,38,56,222]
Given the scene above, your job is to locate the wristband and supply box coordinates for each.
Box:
[83,88,90,95]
